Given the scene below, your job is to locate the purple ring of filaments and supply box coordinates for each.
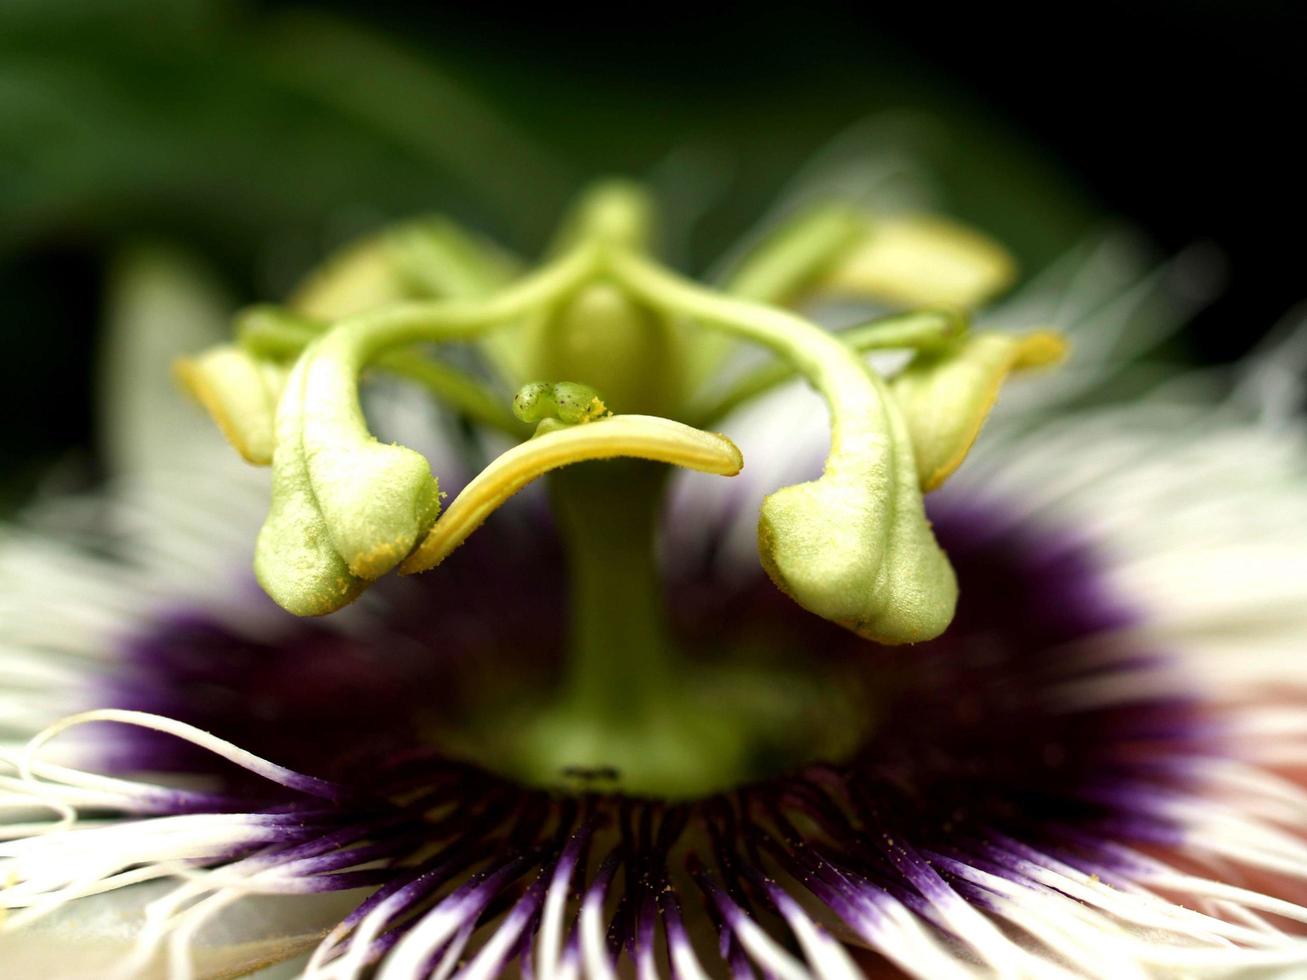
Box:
[98,498,1202,975]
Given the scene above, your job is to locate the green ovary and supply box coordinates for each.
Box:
[525,280,685,417]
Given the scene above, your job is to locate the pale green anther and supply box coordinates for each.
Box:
[816,214,1016,309]
[893,330,1067,491]
[610,249,958,645]
[512,382,609,425]
[721,207,1015,313]
[254,358,368,616]
[293,334,442,581]
[174,345,288,466]
[756,393,958,646]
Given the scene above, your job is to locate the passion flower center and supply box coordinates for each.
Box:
[171,178,1066,797]
[464,460,871,799]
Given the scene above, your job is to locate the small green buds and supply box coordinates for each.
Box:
[175,345,288,465]
[513,382,609,426]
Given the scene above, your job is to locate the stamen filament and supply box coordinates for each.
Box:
[691,309,967,425]
[399,415,742,573]
[608,246,896,469]
[685,207,863,391]
[238,310,523,436]
[725,206,864,303]
[296,240,598,434]
[389,358,521,434]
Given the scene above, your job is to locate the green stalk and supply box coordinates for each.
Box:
[513,461,745,797]
[552,463,676,725]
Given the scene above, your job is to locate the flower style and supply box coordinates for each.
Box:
[2,174,1307,980]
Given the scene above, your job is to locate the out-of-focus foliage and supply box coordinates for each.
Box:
[0,0,1099,277]
[0,0,1103,505]
[0,0,574,272]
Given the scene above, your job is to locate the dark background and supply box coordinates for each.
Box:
[1,0,1302,498]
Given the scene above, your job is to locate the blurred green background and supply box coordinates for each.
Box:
[2,0,1301,501]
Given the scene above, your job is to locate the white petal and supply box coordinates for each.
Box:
[98,246,236,477]
[0,880,362,980]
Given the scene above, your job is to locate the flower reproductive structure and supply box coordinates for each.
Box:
[3,178,1307,980]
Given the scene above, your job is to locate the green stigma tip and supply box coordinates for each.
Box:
[512,381,610,426]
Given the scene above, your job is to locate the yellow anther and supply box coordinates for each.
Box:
[400,415,742,573]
